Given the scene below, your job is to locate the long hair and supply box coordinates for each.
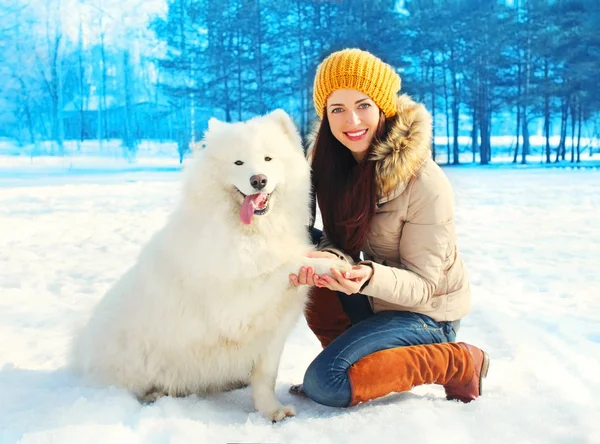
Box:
[311,110,388,260]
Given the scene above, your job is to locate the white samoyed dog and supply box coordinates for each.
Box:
[71,109,349,422]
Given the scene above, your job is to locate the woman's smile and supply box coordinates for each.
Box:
[344,129,368,141]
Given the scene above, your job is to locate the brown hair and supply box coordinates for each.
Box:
[311,109,388,260]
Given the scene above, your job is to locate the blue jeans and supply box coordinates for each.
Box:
[302,310,458,407]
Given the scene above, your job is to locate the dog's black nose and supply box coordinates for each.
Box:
[250,174,268,190]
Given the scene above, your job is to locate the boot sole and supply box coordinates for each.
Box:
[479,351,490,395]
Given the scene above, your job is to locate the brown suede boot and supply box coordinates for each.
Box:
[347,342,489,406]
[444,342,490,402]
[305,287,352,349]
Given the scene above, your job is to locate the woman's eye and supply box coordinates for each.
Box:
[265,157,272,162]
[331,107,343,114]
[358,103,371,109]
[234,160,244,165]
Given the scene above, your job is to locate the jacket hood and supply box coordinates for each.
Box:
[306,94,432,202]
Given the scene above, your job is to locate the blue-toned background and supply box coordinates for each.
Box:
[1,0,598,167]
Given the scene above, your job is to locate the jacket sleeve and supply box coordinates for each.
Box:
[316,231,356,265]
[359,169,455,307]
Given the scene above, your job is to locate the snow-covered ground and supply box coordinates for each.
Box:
[1,164,599,443]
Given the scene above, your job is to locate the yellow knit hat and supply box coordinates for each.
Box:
[313,48,401,119]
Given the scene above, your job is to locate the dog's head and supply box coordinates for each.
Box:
[184,110,310,226]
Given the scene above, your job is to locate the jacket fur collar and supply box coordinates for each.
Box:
[370,94,432,202]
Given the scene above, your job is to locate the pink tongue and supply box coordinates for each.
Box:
[240,193,269,224]
[241,195,255,225]
[241,193,269,224]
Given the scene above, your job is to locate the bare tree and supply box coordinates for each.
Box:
[35,0,65,153]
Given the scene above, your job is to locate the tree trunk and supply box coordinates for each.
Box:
[479,84,491,166]
[41,0,64,155]
[178,108,190,164]
[576,104,582,163]
[77,11,85,149]
[480,116,490,165]
[513,60,522,163]
[221,56,232,122]
[122,50,136,159]
[521,115,529,165]
[296,0,307,138]
[543,58,551,163]
[450,45,460,165]
[256,0,265,115]
[521,4,532,165]
[430,59,437,162]
[100,30,108,142]
[16,77,36,145]
[570,102,576,163]
[236,27,243,121]
[471,107,478,164]
[50,38,64,154]
[442,62,451,164]
[556,97,568,162]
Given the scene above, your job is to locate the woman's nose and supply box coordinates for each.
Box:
[346,111,360,125]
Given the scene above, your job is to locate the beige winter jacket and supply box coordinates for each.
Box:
[315,94,471,322]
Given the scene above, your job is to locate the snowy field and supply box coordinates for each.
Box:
[1,164,600,443]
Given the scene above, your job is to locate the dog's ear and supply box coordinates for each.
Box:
[269,109,302,150]
[207,117,226,132]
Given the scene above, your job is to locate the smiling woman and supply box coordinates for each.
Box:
[289,48,489,408]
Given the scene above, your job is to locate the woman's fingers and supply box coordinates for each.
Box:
[309,274,320,286]
[317,266,365,295]
[317,274,335,290]
[290,267,319,287]
[303,265,362,291]
[329,268,359,294]
[297,267,307,285]
[320,273,349,293]
[330,268,352,283]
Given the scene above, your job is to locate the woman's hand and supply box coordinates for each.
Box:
[316,264,374,295]
[289,251,340,287]
[289,265,320,287]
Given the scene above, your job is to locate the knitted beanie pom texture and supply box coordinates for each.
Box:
[313,48,401,119]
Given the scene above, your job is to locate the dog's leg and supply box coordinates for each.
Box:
[250,333,296,423]
[139,386,168,403]
[301,257,352,276]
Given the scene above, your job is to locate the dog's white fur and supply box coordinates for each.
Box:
[71,110,348,422]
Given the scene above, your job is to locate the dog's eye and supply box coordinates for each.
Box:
[264,157,272,162]
[234,160,244,166]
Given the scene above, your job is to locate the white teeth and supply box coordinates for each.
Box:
[346,130,367,137]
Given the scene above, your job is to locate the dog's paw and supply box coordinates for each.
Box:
[268,405,296,423]
[305,257,352,276]
[139,388,167,403]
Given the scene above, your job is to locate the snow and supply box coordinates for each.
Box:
[1,161,600,443]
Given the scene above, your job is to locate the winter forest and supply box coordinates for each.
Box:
[1,0,599,165]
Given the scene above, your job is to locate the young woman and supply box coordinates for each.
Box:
[289,48,489,408]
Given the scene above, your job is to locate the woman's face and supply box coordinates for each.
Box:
[326,88,381,161]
